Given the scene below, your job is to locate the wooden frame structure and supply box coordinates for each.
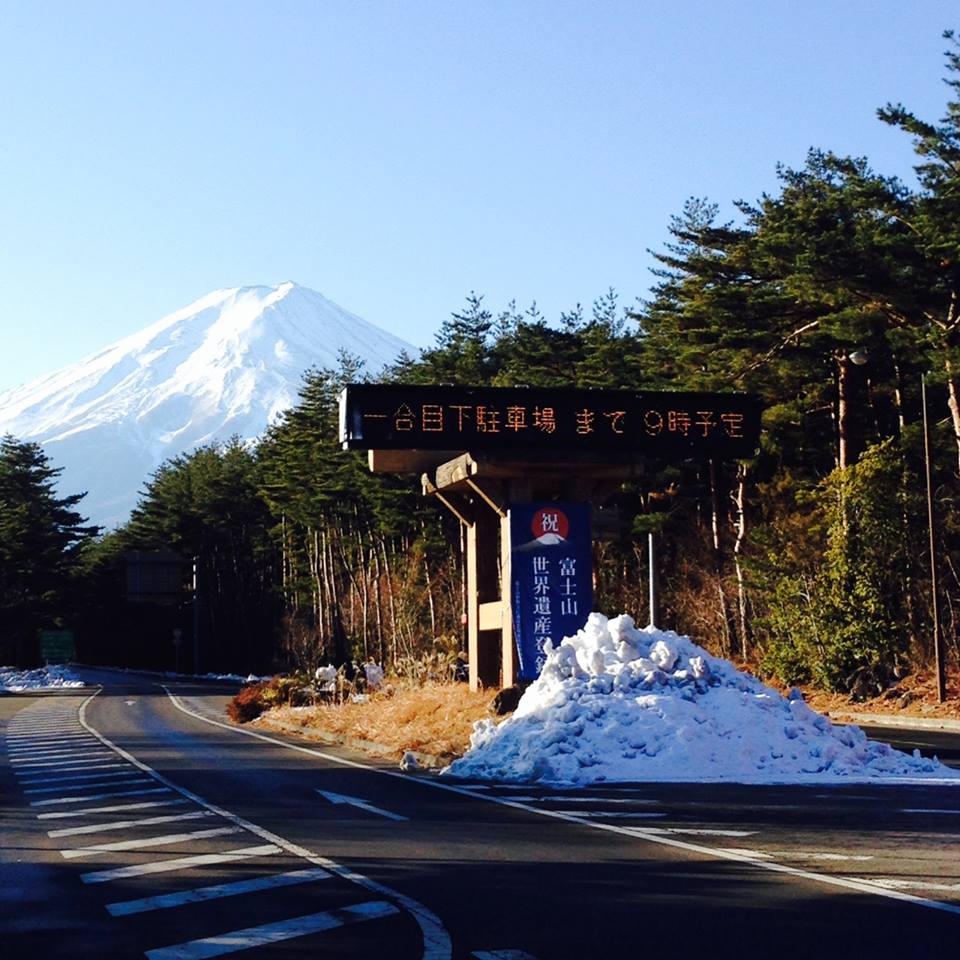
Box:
[370,450,644,691]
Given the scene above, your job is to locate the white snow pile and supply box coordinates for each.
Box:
[364,662,385,690]
[0,664,86,691]
[444,613,960,785]
[315,665,338,693]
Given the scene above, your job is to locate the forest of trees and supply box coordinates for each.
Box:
[6,33,960,697]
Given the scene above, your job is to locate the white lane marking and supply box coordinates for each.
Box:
[38,798,189,820]
[162,685,960,919]
[25,777,152,795]
[81,845,281,884]
[12,756,121,770]
[6,737,92,750]
[504,795,659,805]
[11,751,112,765]
[5,727,87,746]
[49,810,214,837]
[547,810,666,819]
[900,808,960,814]
[81,688,453,960]
[31,786,171,807]
[7,729,83,738]
[813,794,879,800]
[472,951,539,959]
[7,723,80,730]
[106,866,332,916]
[61,825,243,859]
[143,900,400,960]
[849,877,960,893]
[11,751,109,764]
[19,768,139,786]
[769,851,875,862]
[315,789,408,821]
[18,764,129,781]
[715,847,775,859]
[632,827,757,838]
[7,741,98,755]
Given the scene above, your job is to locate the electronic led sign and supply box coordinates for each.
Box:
[339,384,761,460]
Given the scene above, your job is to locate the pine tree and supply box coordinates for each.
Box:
[0,435,98,664]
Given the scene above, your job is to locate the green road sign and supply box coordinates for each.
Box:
[39,629,75,664]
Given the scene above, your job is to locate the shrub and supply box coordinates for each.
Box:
[227,682,270,723]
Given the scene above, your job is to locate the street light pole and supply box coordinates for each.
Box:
[921,374,947,704]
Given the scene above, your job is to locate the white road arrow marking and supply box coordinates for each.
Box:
[315,789,408,821]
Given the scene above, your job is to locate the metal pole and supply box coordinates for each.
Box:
[922,374,947,703]
[192,558,201,676]
[648,532,659,630]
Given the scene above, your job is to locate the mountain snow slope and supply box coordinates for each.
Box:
[0,282,414,528]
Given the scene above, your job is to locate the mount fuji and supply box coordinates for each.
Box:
[0,282,415,529]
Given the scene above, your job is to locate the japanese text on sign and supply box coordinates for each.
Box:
[340,384,761,460]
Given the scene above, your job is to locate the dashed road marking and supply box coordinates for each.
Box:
[48,810,215,838]
[472,950,540,959]
[10,749,110,763]
[769,851,874,862]
[143,900,400,960]
[31,786,171,807]
[61,825,244,859]
[12,755,123,770]
[848,877,960,893]
[629,827,757,838]
[37,798,189,820]
[20,768,145,786]
[547,810,666,819]
[504,795,659,804]
[19,764,130,780]
[80,844,282,883]
[106,866,333,916]
[8,743,101,756]
[25,776,153,795]
[899,808,960,814]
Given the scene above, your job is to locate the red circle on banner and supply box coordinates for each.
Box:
[531,507,569,540]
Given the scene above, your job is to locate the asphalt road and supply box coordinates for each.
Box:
[2,672,960,960]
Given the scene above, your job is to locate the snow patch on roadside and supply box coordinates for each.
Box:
[443,613,960,785]
[0,664,86,691]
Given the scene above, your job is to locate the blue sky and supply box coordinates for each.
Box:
[0,1,955,392]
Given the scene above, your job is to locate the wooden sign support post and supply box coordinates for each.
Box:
[415,452,638,692]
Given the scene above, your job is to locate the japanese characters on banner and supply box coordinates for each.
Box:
[339,383,762,460]
[509,502,592,681]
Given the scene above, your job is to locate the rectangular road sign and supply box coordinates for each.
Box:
[339,384,761,460]
[39,629,75,664]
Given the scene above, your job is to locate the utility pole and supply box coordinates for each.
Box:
[648,532,659,630]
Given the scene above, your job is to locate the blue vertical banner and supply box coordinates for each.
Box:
[510,502,593,680]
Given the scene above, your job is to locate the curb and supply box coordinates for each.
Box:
[829,711,960,733]
[0,687,92,697]
[73,665,256,685]
[250,714,450,770]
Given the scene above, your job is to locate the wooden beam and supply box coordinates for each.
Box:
[465,477,506,518]
[499,510,517,688]
[479,601,502,631]
[369,449,462,474]
[434,453,475,489]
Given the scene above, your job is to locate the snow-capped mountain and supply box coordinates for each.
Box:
[0,282,414,528]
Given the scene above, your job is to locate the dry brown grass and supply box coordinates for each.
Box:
[260,679,500,761]
[802,667,960,721]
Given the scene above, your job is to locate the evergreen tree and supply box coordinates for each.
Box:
[0,435,98,664]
